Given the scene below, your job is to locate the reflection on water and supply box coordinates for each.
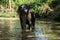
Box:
[0,18,60,40]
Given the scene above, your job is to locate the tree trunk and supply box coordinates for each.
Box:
[8,0,11,9]
[6,0,12,13]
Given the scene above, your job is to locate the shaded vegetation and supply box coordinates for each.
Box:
[0,0,60,21]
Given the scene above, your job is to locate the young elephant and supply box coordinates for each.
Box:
[17,4,35,31]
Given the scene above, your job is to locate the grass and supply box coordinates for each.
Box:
[0,12,18,18]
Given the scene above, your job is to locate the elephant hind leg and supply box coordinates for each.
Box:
[31,20,35,31]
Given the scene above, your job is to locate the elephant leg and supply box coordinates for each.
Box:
[27,21,32,30]
[20,15,26,31]
[31,19,35,31]
[31,12,35,31]
[32,23,35,30]
[21,22,26,31]
[27,13,32,30]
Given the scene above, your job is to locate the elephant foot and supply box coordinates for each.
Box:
[31,28,35,32]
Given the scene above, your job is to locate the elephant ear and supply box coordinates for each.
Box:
[17,5,23,14]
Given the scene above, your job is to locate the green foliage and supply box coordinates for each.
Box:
[0,0,60,20]
[47,0,53,3]
[54,0,60,5]
[49,0,60,21]
[54,14,60,21]
[0,0,53,16]
[54,5,60,21]
[0,0,8,7]
[14,0,34,6]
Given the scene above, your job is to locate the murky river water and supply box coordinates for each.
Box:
[0,18,60,40]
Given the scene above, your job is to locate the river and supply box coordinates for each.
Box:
[0,18,60,40]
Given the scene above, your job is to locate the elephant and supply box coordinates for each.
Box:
[17,4,35,31]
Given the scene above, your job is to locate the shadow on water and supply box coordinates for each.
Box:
[0,19,60,40]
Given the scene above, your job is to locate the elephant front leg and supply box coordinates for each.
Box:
[20,15,26,32]
[21,22,26,31]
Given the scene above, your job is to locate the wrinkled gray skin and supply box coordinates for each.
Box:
[17,4,35,31]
